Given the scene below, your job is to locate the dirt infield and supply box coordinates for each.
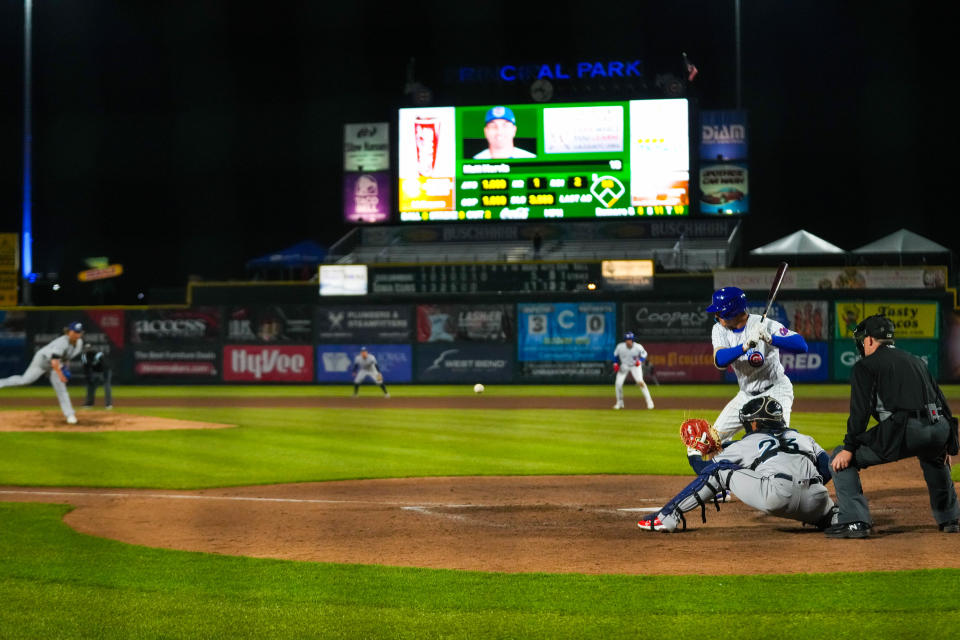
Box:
[0,410,234,432]
[3,459,957,575]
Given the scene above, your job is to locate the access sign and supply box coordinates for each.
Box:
[78,264,124,282]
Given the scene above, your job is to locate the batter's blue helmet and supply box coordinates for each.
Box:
[706,287,748,319]
[624,332,635,341]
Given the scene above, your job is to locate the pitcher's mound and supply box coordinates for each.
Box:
[0,410,234,432]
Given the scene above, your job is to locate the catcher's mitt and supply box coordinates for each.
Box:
[680,418,723,460]
[376,373,384,384]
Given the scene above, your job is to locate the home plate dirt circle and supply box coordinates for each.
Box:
[0,410,234,432]
[4,459,958,575]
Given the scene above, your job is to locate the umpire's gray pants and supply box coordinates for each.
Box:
[0,356,77,418]
[728,469,835,526]
[832,417,960,527]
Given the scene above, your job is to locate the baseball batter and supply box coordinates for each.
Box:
[638,396,837,532]
[689,287,808,473]
[611,332,654,410]
[0,321,85,424]
[352,347,390,398]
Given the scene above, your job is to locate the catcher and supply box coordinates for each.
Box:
[638,396,837,532]
[351,346,390,398]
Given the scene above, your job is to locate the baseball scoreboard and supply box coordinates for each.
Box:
[398,99,690,223]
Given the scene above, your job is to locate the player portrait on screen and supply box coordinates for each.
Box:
[472,106,536,160]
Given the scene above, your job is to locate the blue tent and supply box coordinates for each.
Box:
[246,240,327,270]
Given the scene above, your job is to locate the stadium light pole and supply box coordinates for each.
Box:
[734,0,742,109]
[21,0,34,305]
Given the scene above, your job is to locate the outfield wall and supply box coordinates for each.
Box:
[1,293,956,384]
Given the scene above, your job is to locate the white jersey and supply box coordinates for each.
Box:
[353,353,378,372]
[472,146,536,159]
[714,429,828,482]
[712,314,794,395]
[613,341,647,368]
[34,335,84,371]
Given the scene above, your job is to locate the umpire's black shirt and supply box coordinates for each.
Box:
[844,344,952,453]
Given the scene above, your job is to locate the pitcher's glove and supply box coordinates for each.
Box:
[680,418,723,460]
[376,373,383,384]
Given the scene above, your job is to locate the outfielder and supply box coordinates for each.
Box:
[0,321,85,424]
[689,287,808,473]
[352,346,390,398]
[612,332,654,410]
[638,396,837,532]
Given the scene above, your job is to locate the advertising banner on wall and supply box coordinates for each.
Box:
[700,109,748,161]
[743,300,829,341]
[128,308,221,344]
[833,339,939,381]
[715,266,948,291]
[417,304,514,343]
[945,311,960,382]
[723,342,829,383]
[518,302,615,361]
[833,301,939,339]
[314,306,414,343]
[131,346,220,379]
[518,360,608,381]
[225,306,313,343]
[699,162,749,215]
[222,345,314,382]
[643,342,724,383]
[315,344,413,383]
[343,171,391,224]
[622,302,714,341]
[0,310,26,377]
[415,344,514,383]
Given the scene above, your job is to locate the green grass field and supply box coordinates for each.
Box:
[3,384,960,639]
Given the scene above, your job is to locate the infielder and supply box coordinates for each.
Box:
[0,321,85,424]
[611,332,654,410]
[638,396,837,532]
[688,287,808,473]
[352,347,390,398]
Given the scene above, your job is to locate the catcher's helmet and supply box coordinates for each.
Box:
[853,314,895,356]
[739,395,786,432]
[706,287,748,320]
[624,332,635,341]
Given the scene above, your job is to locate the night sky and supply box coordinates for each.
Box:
[0,1,947,304]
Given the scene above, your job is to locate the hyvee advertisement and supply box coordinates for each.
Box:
[223,346,314,382]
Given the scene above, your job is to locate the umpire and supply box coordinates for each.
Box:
[81,345,113,409]
[826,314,960,538]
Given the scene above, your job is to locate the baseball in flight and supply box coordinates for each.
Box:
[473,383,485,394]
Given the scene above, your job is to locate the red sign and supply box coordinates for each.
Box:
[223,345,314,382]
[643,342,724,383]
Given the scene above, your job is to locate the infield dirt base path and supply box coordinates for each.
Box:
[3,459,958,575]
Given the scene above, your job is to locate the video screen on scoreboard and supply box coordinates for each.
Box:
[397,99,689,222]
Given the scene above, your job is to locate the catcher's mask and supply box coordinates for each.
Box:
[853,314,895,357]
[739,395,786,433]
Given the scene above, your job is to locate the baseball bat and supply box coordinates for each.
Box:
[760,261,789,323]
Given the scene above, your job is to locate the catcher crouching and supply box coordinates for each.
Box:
[638,396,837,532]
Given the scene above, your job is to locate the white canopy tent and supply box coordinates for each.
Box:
[851,229,949,254]
[749,230,846,255]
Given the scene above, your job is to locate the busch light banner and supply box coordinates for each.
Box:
[314,306,414,343]
[225,306,313,343]
[223,345,314,382]
[315,344,413,383]
[622,302,714,341]
[415,344,514,383]
[518,302,615,361]
[417,304,514,343]
[700,109,748,161]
